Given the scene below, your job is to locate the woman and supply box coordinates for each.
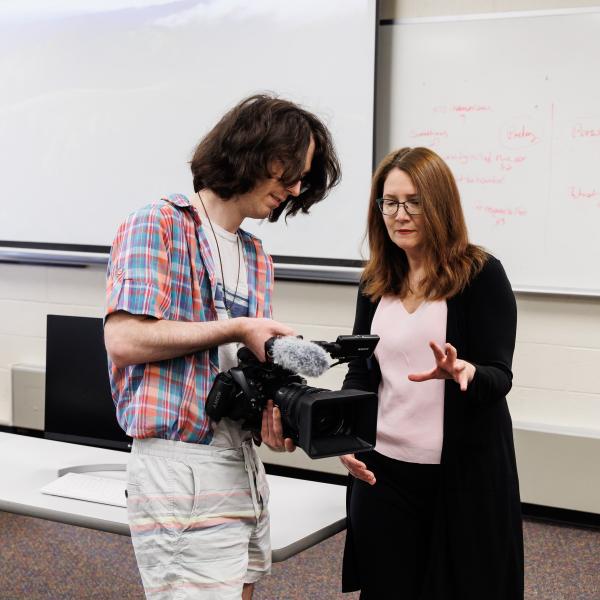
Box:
[340,147,524,599]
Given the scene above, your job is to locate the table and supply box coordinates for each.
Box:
[0,433,346,561]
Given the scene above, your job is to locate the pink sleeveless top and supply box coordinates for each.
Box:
[371,295,447,464]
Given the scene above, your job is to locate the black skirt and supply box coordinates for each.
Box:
[342,450,441,599]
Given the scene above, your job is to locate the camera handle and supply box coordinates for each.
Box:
[230,368,256,403]
[312,335,379,364]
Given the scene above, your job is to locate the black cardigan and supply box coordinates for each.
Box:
[342,255,524,599]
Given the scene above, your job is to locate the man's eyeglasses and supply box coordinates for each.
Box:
[276,175,311,195]
[298,178,311,195]
[376,197,423,216]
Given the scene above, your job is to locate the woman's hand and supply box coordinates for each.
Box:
[408,341,476,392]
[339,454,376,485]
[260,400,296,452]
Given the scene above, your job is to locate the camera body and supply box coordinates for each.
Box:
[206,335,379,459]
[206,346,303,430]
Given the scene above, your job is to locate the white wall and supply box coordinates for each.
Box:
[1,0,599,509]
[381,0,600,19]
[0,262,106,427]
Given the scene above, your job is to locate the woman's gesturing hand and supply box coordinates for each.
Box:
[339,454,376,485]
[408,341,476,392]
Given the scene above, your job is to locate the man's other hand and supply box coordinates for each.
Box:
[260,400,296,452]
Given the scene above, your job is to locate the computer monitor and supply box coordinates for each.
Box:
[44,314,132,451]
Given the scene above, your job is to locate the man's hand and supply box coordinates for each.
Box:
[239,318,295,362]
[339,454,376,485]
[408,341,476,392]
[260,400,296,452]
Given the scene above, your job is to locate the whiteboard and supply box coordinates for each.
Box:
[380,10,600,295]
[0,0,375,274]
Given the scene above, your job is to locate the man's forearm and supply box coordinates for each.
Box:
[105,312,249,368]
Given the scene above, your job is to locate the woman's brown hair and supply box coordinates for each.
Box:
[362,147,487,301]
[190,94,340,222]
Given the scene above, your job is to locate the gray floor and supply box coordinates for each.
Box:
[0,511,599,599]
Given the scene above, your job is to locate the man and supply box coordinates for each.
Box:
[104,94,340,599]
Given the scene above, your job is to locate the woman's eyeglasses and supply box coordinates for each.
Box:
[376,197,423,216]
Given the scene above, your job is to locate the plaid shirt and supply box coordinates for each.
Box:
[105,193,273,443]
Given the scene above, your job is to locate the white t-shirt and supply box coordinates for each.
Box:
[202,219,252,448]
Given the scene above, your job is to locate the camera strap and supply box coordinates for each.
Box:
[242,440,265,523]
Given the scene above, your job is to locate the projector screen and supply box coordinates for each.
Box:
[0,0,376,279]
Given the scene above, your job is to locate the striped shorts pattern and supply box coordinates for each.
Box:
[127,438,271,599]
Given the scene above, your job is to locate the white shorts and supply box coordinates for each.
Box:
[126,438,271,599]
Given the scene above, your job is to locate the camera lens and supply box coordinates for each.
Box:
[274,383,312,433]
[312,403,345,437]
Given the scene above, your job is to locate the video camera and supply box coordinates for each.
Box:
[206,335,379,459]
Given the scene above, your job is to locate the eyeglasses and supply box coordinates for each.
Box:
[376,197,423,216]
[298,179,311,195]
[274,173,311,195]
[282,176,311,195]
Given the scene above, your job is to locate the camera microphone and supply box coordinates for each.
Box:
[268,336,331,378]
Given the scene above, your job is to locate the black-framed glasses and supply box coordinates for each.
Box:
[376,197,423,216]
[275,174,311,195]
[297,177,311,195]
[284,176,311,195]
